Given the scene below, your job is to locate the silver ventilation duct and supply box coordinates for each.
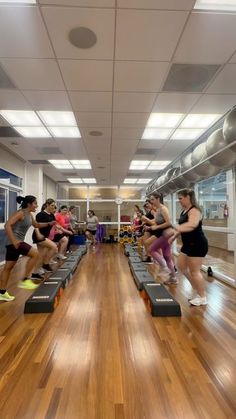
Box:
[146,107,236,196]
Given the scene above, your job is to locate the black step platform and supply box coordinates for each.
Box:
[129,262,147,274]
[128,256,142,264]
[143,283,181,317]
[46,269,71,288]
[132,270,155,291]
[61,261,78,273]
[66,255,81,263]
[24,281,63,313]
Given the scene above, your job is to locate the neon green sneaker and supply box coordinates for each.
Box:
[18,279,39,290]
[0,291,15,301]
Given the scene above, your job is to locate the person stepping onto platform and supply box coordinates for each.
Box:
[0,195,56,301]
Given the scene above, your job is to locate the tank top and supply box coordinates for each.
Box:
[153,208,167,238]
[179,206,205,245]
[6,210,32,245]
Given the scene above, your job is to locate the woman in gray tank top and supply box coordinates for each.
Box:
[0,195,55,302]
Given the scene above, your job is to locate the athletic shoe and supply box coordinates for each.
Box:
[42,263,53,272]
[49,259,58,265]
[143,256,153,264]
[163,277,178,285]
[31,273,44,280]
[18,279,39,290]
[189,295,207,306]
[0,291,15,301]
[187,290,198,301]
[56,254,67,260]
[38,267,46,274]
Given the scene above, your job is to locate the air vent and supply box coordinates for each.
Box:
[162,64,220,93]
[89,130,103,136]
[0,127,20,137]
[35,147,63,155]
[60,172,77,176]
[136,148,157,155]
[127,173,141,177]
[97,166,105,169]
[28,160,50,165]
[0,64,16,89]
[69,27,97,49]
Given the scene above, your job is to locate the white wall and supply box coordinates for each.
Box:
[0,147,24,178]
[43,175,57,201]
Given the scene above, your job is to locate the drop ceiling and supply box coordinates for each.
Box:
[0,0,236,186]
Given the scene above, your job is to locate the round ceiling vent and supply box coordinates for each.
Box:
[89,130,103,136]
[69,27,97,49]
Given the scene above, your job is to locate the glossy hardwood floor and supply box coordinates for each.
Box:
[0,244,235,419]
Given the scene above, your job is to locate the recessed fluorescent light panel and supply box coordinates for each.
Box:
[67,178,83,183]
[194,0,236,11]
[180,114,221,129]
[147,113,183,128]
[14,126,51,138]
[82,178,96,184]
[136,179,152,184]
[48,127,81,138]
[124,178,137,184]
[129,160,150,170]
[0,110,42,126]
[38,111,77,127]
[48,160,73,169]
[147,161,171,170]
[142,128,173,140]
[171,129,204,140]
[70,160,91,169]
[0,1,36,3]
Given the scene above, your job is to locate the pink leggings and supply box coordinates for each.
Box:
[149,236,175,275]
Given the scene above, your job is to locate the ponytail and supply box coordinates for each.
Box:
[16,195,36,209]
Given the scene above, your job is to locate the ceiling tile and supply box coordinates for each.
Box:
[156,140,194,159]
[40,0,115,5]
[22,91,71,110]
[114,92,156,112]
[54,139,88,159]
[80,127,111,140]
[112,140,139,152]
[207,64,236,94]
[190,94,236,114]
[0,6,53,58]
[117,0,195,9]
[112,127,143,140]
[59,60,113,90]
[138,139,166,149]
[69,92,112,112]
[153,92,200,113]
[42,7,115,59]
[0,89,31,109]
[116,9,188,61]
[1,59,64,90]
[76,112,112,127]
[114,61,169,92]
[229,52,236,63]
[175,13,236,64]
[113,113,149,128]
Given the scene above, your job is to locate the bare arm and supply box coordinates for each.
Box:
[150,206,171,230]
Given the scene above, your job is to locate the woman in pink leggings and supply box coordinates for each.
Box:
[147,192,177,285]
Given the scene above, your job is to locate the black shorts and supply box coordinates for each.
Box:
[53,233,65,243]
[5,242,32,261]
[86,229,96,236]
[181,240,208,257]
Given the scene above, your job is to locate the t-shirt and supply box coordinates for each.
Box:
[87,216,98,231]
[55,212,66,228]
[32,211,55,241]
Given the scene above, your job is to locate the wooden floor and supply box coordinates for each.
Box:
[0,244,236,419]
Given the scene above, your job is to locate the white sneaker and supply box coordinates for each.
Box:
[189,295,207,306]
[0,291,15,302]
[187,290,198,301]
[57,254,67,260]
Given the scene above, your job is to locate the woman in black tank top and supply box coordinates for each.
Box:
[170,189,208,306]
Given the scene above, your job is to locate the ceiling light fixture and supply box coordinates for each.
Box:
[48,160,73,169]
[194,0,236,11]
[0,110,42,126]
[180,114,221,129]
[142,128,173,140]
[82,178,96,184]
[123,178,137,184]
[14,126,51,138]
[147,113,184,128]
[48,126,81,138]
[0,1,36,3]
[129,160,150,170]
[70,160,91,169]
[67,178,83,183]
[171,129,204,140]
[38,111,77,127]
[147,161,171,170]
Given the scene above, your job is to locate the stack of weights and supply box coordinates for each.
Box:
[119,226,134,244]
